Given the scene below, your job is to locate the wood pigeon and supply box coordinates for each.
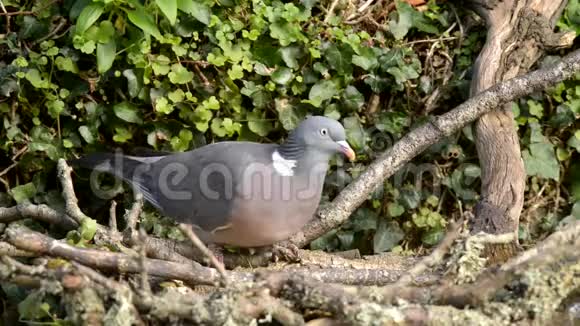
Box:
[73,116,355,248]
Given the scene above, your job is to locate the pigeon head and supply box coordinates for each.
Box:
[280,116,356,161]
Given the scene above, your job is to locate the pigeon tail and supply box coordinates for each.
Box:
[70,152,162,209]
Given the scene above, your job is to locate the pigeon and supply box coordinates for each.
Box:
[73,116,355,248]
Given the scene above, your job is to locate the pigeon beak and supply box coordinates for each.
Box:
[336,140,356,161]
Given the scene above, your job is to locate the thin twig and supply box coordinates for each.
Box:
[396,219,463,285]
[138,228,152,295]
[193,63,211,87]
[178,224,229,285]
[57,159,91,224]
[0,0,59,16]
[32,16,67,45]
[324,0,340,23]
[405,36,458,45]
[0,145,28,178]
[109,200,118,231]
[124,192,143,232]
[0,0,7,14]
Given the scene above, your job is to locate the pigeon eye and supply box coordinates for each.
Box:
[320,128,328,136]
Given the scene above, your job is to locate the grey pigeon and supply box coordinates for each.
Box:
[73,116,355,247]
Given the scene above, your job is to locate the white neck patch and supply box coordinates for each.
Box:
[272,150,296,176]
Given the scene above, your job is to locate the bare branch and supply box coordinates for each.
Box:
[396,220,463,286]
[4,223,230,286]
[178,224,228,284]
[0,204,77,229]
[57,159,91,224]
[124,192,143,232]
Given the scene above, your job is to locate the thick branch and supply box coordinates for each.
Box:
[291,48,580,247]
[0,204,78,229]
[4,223,230,286]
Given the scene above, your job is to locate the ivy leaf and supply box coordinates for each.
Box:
[170,129,193,151]
[123,69,142,98]
[19,16,49,40]
[387,202,405,217]
[527,100,544,118]
[228,64,244,80]
[364,74,389,93]
[522,142,560,181]
[55,56,79,73]
[529,122,548,143]
[387,65,419,84]
[352,47,379,70]
[567,130,580,152]
[276,98,305,130]
[389,1,438,40]
[113,127,133,143]
[46,100,65,118]
[168,89,185,103]
[221,118,242,136]
[342,85,365,110]
[325,44,353,76]
[308,80,338,108]
[114,102,142,124]
[269,21,298,46]
[18,291,50,320]
[168,64,194,84]
[280,46,302,69]
[10,183,37,204]
[373,221,404,253]
[248,111,273,136]
[156,0,178,25]
[25,69,49,89]
[343,116,365,150]
[572,202,580,219]
[271,67,293,85]
[127,8,163,40]
[388,2,413,40]
[177,0,211,25]
[152,55,171,75]
[80,218,98,241]
[76,2,105,34]
[96,39,116,73]
[324,104,341,120]
[192,107,212,132]
[155,97,174,114]
[211,118,227,137]
[211,118,241,137]
[78,125,95,144]
[421,228,445,246]
[401,188,421,209]
[350,207,378,232]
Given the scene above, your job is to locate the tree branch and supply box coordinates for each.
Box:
[291,47,580,247]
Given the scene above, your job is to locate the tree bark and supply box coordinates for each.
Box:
[468,0,571,263]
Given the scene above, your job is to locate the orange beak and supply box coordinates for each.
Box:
[337,140,356,161]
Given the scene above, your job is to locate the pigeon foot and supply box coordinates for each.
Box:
[271,243,301,263]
